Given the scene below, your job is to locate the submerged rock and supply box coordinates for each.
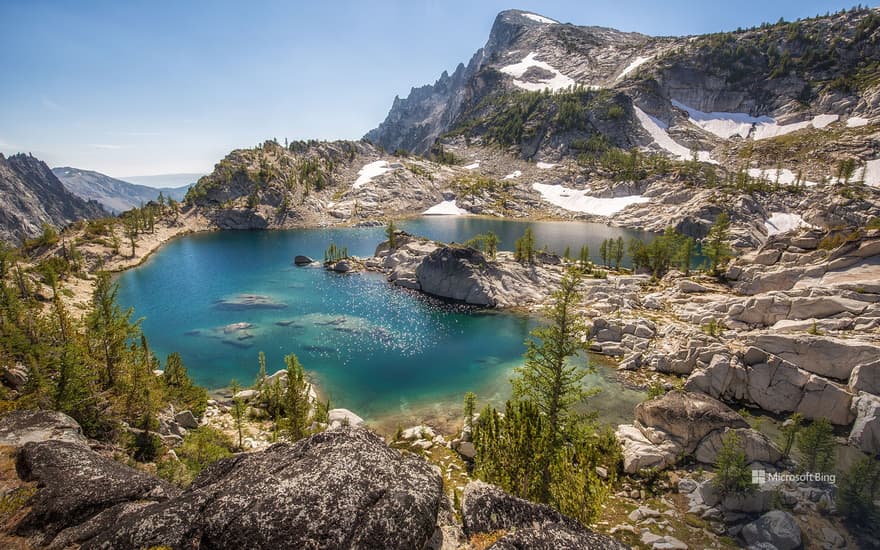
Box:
[214,293,288,310]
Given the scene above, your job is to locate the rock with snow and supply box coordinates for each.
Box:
[764,212,811,236]
[499,52,576,92]
[353,160,392,189]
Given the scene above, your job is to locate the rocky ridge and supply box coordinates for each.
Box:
[0,154,108,245]
[51,166,176,214]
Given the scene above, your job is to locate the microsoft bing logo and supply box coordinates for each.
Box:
[751,469,835,485]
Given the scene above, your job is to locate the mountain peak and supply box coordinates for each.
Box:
[496,9,559,26]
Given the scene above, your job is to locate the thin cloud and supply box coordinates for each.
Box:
[108,131,162,137]
[89,143,127,150]
[41,96,65,112]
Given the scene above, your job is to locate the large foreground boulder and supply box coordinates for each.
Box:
[81,427,443,549]
[14,440,179,546]
[0,410,88,447]
[461,481,629,549]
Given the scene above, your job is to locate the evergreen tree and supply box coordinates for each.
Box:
[713,430,754,495]
[87,273,138,390]
[256,351,268,386]
[578,245,590,271]
[51,295,101,434]
[230,379,245,450]
[473,401,550,502]
[704,212,733,275]
[797,418,836,473]
[386,220,398,249]
[484,232,499,260]
[612,237,625,269]
[599,239,608,267]
[675,235,695,275]
[463,391,476,431]
[514,227,536,264]
[283,353,311,441]
[837,456,880,524]
[512,267,591,500]
[779,413,803,458]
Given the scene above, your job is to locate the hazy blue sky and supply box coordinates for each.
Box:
[0,0,866,177]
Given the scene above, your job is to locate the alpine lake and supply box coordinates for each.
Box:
[116,217,649,433]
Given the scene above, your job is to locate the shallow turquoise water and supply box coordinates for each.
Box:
[116,218,647,422]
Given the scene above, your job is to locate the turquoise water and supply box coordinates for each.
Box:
[116,218,647,424]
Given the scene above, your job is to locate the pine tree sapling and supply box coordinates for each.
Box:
[283,353,311,441]
[797,418,836,473]
[713,430,754,495]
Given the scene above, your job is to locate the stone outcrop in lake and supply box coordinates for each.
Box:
[366,233,565,308]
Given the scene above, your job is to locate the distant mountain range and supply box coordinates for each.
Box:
[52,167,194,214]
[0,154,108,245]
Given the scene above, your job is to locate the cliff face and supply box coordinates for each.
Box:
[0,154,108,245]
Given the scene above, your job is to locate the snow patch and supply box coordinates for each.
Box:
[463,161,480,170]
[863,159,880,187]
[847,117,870,128]
[499,52,576,92]
[765,212,810,236]
[532,183,649,216]
[672,100,839,140]
[617,56,652,80]
[634,106,714,162]
[503,170,522,180]
[522,13,557,24]
[423,200,468,215]
[353,160,391,189]
[811,114,839,129]
[747,168,819,187]
[536,162,556,169]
